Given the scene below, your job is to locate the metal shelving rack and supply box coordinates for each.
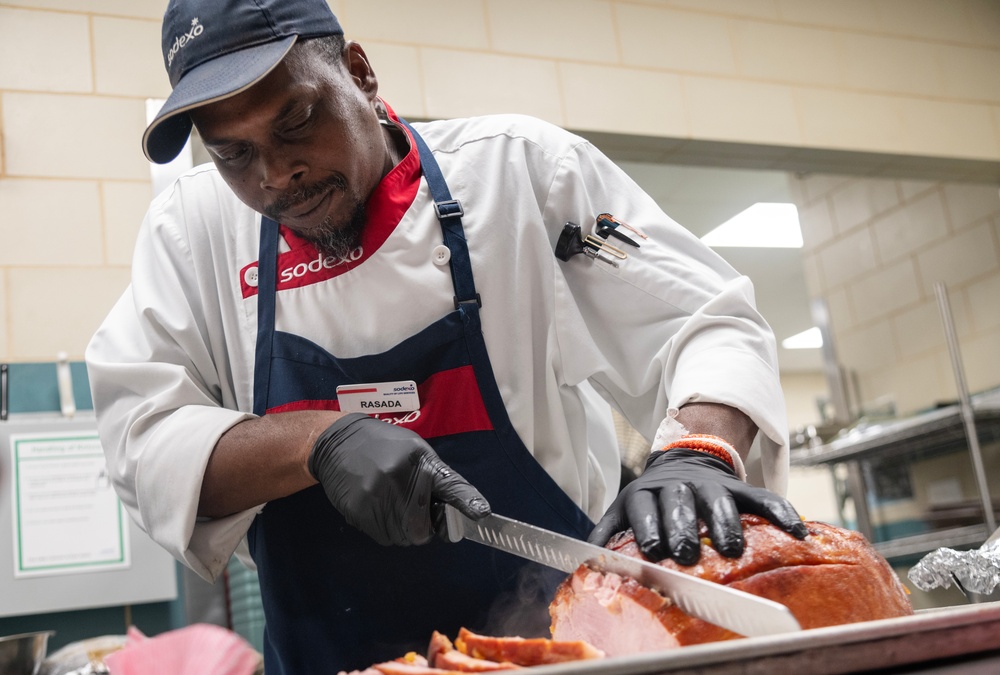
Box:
[790,391,1000,560]
[790,283,999,561]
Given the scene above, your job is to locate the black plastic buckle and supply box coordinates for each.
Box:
[435,199,464,219]
[554,223,586,262]
[553,221,622,268]
[454,293,482,310]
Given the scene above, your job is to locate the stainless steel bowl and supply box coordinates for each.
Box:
[0,631,55,675]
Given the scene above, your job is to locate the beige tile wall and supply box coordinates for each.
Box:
[1,0,999,362]
[781,371,830,430]
[0,269,7,357]
[793,173,1000,416]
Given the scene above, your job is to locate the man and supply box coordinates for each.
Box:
[87,0,806,672]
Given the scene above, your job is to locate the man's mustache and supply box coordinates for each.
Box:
[264,175,347,221]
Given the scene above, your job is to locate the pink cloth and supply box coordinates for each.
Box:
[105,624,260,675]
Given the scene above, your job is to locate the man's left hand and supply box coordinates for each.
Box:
[587,448,807,565]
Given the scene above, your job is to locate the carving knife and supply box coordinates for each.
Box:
[438,504,801,638]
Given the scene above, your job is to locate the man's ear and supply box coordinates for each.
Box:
[345,41,378,98]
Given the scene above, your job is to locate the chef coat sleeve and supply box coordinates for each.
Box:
[86,197,257,582]
[545,139,789,496]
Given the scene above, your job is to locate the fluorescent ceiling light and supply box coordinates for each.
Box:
[701,203,803,248]
[781,326,823,350]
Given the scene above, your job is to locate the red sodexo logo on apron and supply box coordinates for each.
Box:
[240,245,365,298]
[265,365,494,439]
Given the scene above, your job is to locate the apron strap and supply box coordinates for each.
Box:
[399,119,481,310]
[252,217,281,417]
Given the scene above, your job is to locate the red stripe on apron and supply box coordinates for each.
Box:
[265,365,494,438]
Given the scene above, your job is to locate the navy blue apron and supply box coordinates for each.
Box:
[247,120,594,674]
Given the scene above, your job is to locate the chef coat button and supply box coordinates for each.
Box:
[432,245,451,266]
[244,266,259,287]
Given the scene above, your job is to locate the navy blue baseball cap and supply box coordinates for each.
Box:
[143,0,343,164]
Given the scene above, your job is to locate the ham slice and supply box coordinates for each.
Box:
[428,631,521,671]
[338,652,463,675]
[549,515,914,657]
[340,632,601,674]
[454,628,603,666]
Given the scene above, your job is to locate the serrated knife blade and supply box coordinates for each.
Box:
[440,505,801,638]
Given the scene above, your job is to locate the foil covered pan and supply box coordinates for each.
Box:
[908,526,1000,596]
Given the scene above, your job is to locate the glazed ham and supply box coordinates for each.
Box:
[342,516,914,672]
[549,515,914,656]
[338,630,603,674]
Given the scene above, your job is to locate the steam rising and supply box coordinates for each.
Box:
[480,564,566,638]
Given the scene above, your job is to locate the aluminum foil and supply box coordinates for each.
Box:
[38,636,123,675]
[908,538,1000,595]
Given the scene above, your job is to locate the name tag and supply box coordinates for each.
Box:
[337,380,420,413]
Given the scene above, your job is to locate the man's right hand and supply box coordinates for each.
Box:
[308,413,491,546]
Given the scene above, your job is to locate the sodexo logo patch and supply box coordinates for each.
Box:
[239,246,365,298]
[167,18,204,67]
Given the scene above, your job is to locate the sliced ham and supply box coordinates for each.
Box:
[338,652,466,675]
[454,628,604,666]
[428,631,521,671]
[549,515,914,657]
[366,665,462,675]
[343,632,601,674]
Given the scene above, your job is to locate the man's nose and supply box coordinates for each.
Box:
[260,150,307,191]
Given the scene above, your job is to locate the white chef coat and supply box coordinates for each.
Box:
[86,113,789,582]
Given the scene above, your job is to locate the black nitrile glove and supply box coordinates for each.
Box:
[588,448,807,565]
[308,413,491,546]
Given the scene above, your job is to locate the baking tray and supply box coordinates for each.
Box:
[530,601,1000,674]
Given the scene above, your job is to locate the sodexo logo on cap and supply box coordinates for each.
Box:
[166,17,204,68]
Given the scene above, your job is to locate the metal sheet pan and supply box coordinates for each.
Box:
[529,602,1000,675]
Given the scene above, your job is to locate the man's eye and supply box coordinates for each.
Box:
[218,146,250,165]
[282,112,314,136]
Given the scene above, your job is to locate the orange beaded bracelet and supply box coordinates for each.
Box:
[659,434,737,471]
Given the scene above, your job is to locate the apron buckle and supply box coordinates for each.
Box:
[454,293,482,310]
[435,199,464,219]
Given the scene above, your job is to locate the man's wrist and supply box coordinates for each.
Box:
[673,402,757,456]
[657,434,748,481]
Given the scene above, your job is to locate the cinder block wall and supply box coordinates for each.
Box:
[793,175,1000,416]
[2,0,999,364]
